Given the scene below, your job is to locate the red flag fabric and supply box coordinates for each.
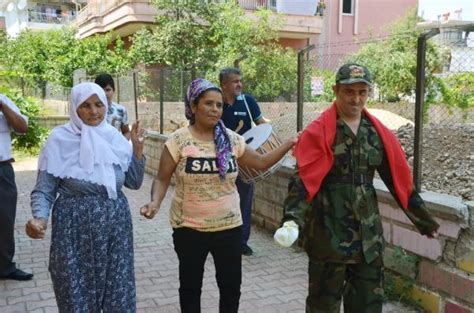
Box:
[293,102,413,209]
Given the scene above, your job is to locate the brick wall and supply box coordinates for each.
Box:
[144,131,473,313]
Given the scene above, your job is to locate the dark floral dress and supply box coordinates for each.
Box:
[31,156,145,313]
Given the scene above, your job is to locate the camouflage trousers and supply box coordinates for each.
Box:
[306,257,384,313]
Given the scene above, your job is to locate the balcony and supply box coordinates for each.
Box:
[23,11,76,32]
[76,0,322,40]
[75,0,155,38]
[28,11,76,25]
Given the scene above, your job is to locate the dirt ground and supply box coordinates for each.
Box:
[397,123,473,201]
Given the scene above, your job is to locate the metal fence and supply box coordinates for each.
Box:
[77,67,299,140]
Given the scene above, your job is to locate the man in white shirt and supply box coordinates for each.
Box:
[0,93,32,281]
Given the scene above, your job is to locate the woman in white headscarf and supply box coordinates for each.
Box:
[25,82,146,313]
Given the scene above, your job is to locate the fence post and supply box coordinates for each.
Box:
[132,71,139,121]
[297,44,315,132]
[159,68,165,135]
[20,78,25,97]
[116,74,120,104]
[414,29,439,192]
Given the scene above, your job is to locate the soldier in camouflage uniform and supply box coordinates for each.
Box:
[281,64,439,313]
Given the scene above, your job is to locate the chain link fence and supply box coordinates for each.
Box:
[416,26,473,200]
[1,76,71,115]
[76,67,299,142]
[78,68,200,134]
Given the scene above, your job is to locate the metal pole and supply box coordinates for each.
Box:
[413,29,439,192]
[132,71,139,121]
[296,44,315,132]
[116,74,120,104]
[159,68,165,135]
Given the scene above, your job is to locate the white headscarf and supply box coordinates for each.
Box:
[38,82,132,199]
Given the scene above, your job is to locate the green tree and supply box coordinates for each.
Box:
[439,72,474,120]
[129,28,162,66]
[42,28,80,87]
[0,87,49,152]
[1,30,49,96]
[72,33,132,79]
[148,0,221,69]
[134,0,297,100]
[208,7,297,100]
[0,28,133,90]
[345,8,443,103]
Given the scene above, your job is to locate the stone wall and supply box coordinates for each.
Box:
[144,130,474,313]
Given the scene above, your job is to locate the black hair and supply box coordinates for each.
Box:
[94,73,115,91]
[219,67,241,85]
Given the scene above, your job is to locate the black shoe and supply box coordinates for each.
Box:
[0,269,33,281]
[241,245,253,256]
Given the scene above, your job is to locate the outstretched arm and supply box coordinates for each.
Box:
[140,147,177,219]
[238,136,297,171]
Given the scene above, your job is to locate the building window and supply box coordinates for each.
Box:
[342,0,353,14]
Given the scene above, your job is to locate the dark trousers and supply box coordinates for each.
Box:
[236,176,254,246]
[0,162,18,276]
[306,257,384,313]
[173,226,242,313]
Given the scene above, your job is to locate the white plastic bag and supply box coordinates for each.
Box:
[274,220,299,247]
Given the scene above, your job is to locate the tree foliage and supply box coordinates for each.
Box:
[0,87,49,152]
[439,72,474,116]
[345,8,443,103]
[0,28,132,89]
[135,0,297,100]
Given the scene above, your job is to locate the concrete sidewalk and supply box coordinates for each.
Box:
[0,159,418,312]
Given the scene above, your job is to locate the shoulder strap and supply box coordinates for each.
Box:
[241,94,257,128]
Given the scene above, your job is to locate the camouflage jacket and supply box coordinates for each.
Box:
[283,116,439,264]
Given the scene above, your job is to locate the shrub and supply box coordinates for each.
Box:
[0,88,49,153]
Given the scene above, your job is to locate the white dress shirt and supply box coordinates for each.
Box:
[0,94,28,162]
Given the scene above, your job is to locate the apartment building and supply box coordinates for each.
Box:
[0,0,86,37]
[316,0,417,69]
[74,0,323,49]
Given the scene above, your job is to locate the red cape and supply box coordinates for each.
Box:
[293,102,413,209]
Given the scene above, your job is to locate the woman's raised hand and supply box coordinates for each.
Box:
[130,120,146,159]
[25,218,48,239]
[140,201,159,219]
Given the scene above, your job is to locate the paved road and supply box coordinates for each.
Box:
[0,159,417,312]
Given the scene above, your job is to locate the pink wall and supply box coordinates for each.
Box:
[316,0,417,69]
[278,37,310,50]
